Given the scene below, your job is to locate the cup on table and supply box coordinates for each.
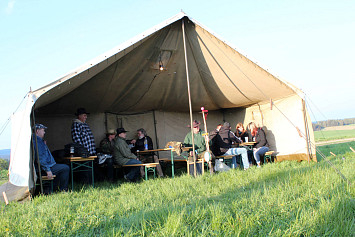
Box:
[244,137,248,142]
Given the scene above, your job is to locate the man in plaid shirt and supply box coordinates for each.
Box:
[71,108,96,155]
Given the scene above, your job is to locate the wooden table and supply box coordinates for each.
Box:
[239,142,256,150]
[137,147,192,178]
[64,156,96,190]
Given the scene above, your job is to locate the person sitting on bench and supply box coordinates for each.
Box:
[113,128,142,182]
[184,120,207,175]
[98,129,116,182]
[131,128,164,178]
[210,122,249,170]
[247,122,269,167]
[33,124,70,191]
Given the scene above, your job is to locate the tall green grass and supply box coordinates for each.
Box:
[0,154,353,236]
[316,141,355,162]
[314,129,355,142]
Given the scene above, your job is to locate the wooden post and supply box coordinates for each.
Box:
[182,18,196,177]
[2,192,9,205]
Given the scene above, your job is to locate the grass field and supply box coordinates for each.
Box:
[0,150,353,236]
[314,129,355,142]
[316,141,355,161]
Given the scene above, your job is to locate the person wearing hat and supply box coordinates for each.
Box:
[98,129,117,182]
[183,120,206,175]
[210,122,249,170]
[33,124,70,191]
[71,108,96,156]
[113,127,142,182]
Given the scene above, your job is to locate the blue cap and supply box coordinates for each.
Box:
[35,124,47,130]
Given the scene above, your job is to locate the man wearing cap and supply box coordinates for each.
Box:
[98,129,116,182]
[210,122,249,170]
[71,108,96,155]
[113,128,142,182]
[33,124,70,191]
[184,120,206,175]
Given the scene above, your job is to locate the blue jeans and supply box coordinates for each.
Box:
[224,148,249,169]
[124,159,142,181]
[254,146,269,163]
[51,163,70,191]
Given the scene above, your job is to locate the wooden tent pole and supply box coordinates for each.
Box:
[182,18,197,177]
[31,107,43,193]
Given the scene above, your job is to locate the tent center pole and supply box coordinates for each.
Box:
[182,18,196,177]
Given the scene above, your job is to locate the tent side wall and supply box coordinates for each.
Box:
[224,94,315,162]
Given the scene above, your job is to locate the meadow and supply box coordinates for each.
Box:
[0,148,353,236]
[314,128,355,142]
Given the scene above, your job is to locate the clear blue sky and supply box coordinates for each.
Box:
[0,0,354,149]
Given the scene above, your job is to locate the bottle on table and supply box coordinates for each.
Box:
[144,137,148,150]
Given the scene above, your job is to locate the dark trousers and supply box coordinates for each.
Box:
[51,163,70,191]
[125,159,142,181]
[105,158,114,181]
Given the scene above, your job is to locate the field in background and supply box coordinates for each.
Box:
[0,148,353,235]
[314,129,355,142]
[323,124,355,131]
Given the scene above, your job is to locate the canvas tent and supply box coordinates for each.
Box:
[1,12,315,202]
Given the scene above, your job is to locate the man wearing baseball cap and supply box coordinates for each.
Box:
[33,124,70,191]
[184,120,206,175]
[98,129,117,182]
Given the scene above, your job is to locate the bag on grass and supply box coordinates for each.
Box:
[214,159,231,172]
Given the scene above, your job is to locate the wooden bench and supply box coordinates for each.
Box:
[114,163,159,180]
[264,151,275,163]
[36,175,56,194]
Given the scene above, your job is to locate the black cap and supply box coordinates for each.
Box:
[75,108,90,116]
[116,127,128,135]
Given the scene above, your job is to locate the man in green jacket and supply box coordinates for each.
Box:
[113,128,142,182]
[184,120,206,175]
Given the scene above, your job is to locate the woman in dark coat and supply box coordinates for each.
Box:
[235,123,250,142]
[248,122,269,167]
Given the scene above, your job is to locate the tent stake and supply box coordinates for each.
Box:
[2,192,9,205]
[182,18,196,177]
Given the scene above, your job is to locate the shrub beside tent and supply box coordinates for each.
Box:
[1,12,315,203]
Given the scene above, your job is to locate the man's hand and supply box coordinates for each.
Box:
[131,139,136,144]
[46,171,53,179]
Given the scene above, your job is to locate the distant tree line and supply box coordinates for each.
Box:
[312,118,355,131]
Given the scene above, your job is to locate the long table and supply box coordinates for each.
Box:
[64,156,96,190]
[137,147,192,178]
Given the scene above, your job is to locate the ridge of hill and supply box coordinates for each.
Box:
[313,118,355,131]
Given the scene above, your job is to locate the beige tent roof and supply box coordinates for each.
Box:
[33,13,296,115]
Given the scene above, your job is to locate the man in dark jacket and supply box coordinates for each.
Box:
[210,122,249,170]
[113,128,142,182]
[98,129,116,182]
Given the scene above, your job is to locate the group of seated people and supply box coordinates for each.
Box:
[211,121,270,169]
[185,120,270,174]
[33,107,271,192]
